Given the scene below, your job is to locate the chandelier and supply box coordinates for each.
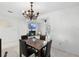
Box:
[22,2,39,20]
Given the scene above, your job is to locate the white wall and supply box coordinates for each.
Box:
[39,6,79,55]
[0,12,29,49]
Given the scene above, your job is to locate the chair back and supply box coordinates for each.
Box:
[19,39,28,56]
[21,35,28,40]
[19,39,36,57]
[40,35,46,40]
[45,40,52,57]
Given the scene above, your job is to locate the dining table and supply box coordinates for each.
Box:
[23,38,47,57]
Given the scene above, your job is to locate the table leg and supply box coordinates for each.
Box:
[37,49,42,57]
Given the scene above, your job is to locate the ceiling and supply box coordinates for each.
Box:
[0,2,79,20]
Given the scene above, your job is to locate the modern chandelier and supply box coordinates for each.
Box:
[22,2,39,20]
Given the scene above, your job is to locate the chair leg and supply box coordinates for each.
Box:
[49,54,51,57]
[19,46,22,57]
[35,53,38,57]
[19,43,22,57]
[20,51,22,57]
[4,51,8,57]
[19,40,22,57]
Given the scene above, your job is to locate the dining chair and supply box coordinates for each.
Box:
[0,39,8,57]
[21,35,28,40]
[0,39,1,57]
[4,51,8,57]
[19,39,36,57]
[40,35,46,40]
[41,40,52,57]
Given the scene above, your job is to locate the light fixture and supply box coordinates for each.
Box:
[22,2,39,20]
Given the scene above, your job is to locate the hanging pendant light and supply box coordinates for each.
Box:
[22,2,39,20]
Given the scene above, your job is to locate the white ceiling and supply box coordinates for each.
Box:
[0,2,79,19]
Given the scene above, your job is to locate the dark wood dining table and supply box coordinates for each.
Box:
[23,38,47,56]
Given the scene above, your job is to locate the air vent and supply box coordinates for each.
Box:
[8,10,13,13]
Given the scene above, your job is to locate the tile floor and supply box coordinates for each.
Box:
[2,44,79,57]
